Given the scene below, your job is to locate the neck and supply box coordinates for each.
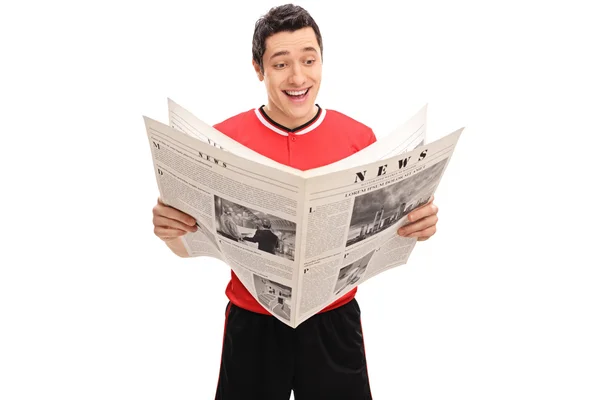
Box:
[263,102,319,130]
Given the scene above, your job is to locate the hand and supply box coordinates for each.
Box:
[397,196,438,241]
[152,198,197,242]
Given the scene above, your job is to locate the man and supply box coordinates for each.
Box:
[219,206,242,242]
[243,219,280,254]
[151,4,439,399]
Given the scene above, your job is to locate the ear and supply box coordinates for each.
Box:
[252,60,264,81]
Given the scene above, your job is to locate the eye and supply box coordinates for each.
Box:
[274,63,286,69]
[305,59,315,65]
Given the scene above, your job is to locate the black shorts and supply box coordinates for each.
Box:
[215,299,372,400]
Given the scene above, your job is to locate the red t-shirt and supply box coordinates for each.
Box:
[214,105,377,315]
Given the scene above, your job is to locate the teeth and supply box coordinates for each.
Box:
[285,89,308,96]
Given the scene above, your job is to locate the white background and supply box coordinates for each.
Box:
[1,0,599,399]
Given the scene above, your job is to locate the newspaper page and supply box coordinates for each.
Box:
[294,128,463,326]
[144,105,463,328]
[144,117,308,325]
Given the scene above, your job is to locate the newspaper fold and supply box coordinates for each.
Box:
[144,100,463,328]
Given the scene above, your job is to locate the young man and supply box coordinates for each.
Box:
[151,4,439,399]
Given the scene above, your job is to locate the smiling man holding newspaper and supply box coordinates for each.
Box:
[151,4,439,400]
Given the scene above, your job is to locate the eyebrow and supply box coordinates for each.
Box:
[269,47,318,60]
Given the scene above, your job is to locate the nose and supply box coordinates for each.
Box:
[288,63,306,86]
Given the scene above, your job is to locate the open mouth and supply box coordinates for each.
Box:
[283,87,310,102]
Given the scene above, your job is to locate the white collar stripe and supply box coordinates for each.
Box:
[299,109,326,135]
[254,109,289,136]
[254,108,327,136]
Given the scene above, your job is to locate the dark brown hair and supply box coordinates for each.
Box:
[252,4,323,73]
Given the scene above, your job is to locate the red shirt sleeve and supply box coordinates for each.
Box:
[353,126,377,154]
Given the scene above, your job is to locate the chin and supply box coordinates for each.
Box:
[293,101,315,112]
[290,108,313,120]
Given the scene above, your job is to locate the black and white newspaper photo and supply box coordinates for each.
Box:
[333,250,376,296]
[253,274,293,321]
[214,195,296,261]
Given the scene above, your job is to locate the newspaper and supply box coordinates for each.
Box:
[144,100,463,328]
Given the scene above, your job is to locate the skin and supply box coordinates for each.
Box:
[152,27,439,255]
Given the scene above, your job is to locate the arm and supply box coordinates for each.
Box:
[243,232,259,242]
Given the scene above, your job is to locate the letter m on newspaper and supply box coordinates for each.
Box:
[142,99,464,328]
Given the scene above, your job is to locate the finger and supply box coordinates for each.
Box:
[153,215,198,233]
[398,214,438,236]
[406,200,438,223]
[410,225,437,240]
[154,226,188,240]
[153,202,196,226]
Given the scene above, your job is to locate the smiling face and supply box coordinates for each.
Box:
[253,27,322,129]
